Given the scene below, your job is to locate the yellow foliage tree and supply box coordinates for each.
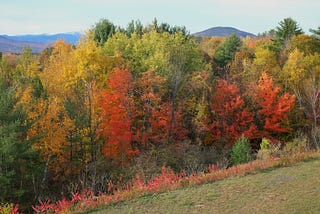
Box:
[282,48,306,103]
[23,40,77,183]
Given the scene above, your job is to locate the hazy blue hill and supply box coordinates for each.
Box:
[0,35,47,53]
[2,32,81,45]
[193,27,255,38]
[0,32,81,53]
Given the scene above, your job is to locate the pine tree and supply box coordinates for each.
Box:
[0,78,41,204]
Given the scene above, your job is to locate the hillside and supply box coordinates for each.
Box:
[85,158,320,214]
[193,26,255,38]
[0,36,47,53]
[2,33,81,45]
[0,33,81,53]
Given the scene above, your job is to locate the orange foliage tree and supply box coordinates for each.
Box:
[21,40,76,183]
[254,72,295,140]
[150,101,187,144]
[134,70,187,146]
[208,79,257,146]
[99,68,139,167]
[134,70,165,146]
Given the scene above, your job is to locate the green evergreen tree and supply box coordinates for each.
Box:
[0,78,41,205]
[274,18,303,49]
[126,20,143,37]
[214,33,242,77]
[230,136,252,166]
[93,18,116,46]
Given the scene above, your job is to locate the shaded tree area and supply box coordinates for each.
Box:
[0,78,42,210]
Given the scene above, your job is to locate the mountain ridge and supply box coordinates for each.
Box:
[0,36,47,53]
[0,33,81,53]
[2,32,81,45]
[193,26,255,38]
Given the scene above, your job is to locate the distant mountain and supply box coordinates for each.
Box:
[0,33,81,53]
[2,32,81,45]
[0,36,47,53]
[193,27,255,38]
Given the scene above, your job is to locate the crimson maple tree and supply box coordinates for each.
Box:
[150,101,187,144]
[99,68,139,166]
[133,70,165,146]
[134,70,187,146]
[255,72,295,140]
[209,79,257,146]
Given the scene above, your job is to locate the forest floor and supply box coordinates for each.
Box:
[81,158,320,214]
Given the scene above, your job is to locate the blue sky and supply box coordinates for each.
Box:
[1,0,319,35]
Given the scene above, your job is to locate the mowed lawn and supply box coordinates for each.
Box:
[83,158,320,214]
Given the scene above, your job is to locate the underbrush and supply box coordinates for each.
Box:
[5,135,319,214]
[27,148,320,214]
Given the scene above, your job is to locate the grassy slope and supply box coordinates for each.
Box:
[83,158,320,214]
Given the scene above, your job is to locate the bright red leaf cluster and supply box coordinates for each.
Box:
[99,69,295,159]
[255,72,295,140]
[99,68,139,165]
[208,79,257,145]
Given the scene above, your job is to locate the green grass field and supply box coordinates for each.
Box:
[82,158,320,214]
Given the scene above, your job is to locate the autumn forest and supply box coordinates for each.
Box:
[1,18,320,212]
